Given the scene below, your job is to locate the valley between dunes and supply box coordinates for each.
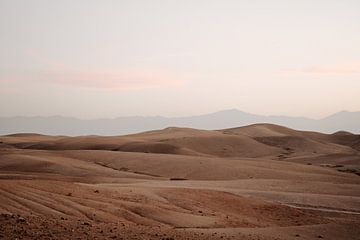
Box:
[0,124,360,240]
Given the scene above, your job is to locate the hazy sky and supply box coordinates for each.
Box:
[1,0,359,119]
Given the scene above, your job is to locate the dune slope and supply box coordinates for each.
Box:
[0,124,359,239]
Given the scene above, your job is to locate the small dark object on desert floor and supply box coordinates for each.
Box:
[170,177,188,181]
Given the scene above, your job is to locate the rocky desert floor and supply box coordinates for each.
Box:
[0,124,360,239]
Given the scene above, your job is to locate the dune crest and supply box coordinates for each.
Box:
[1,124,360,239]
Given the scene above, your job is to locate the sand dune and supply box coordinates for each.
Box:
[0,124,359,239]
[2,123,357,158]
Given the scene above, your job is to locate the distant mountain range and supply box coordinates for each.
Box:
[0,109,359,135]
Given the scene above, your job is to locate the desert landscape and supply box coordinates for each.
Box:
[2,0,360,239]
[0,123,359,239]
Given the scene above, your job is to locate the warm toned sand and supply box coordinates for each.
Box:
[0,124,359,239]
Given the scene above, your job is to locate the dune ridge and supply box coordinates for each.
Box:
[0,123,359,239]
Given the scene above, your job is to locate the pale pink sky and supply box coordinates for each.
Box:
[0,0,359,118]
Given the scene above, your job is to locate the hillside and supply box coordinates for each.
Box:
[1,123,358,160]
[0,124,360,240]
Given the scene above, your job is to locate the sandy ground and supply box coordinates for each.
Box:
[0,124,359,239]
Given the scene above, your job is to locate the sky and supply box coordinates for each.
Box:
[0,0,359,119]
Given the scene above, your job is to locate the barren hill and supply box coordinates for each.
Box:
[2,123,358,159]
[0,124,359,239]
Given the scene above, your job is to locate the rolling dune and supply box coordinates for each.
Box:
[0,124,359,239]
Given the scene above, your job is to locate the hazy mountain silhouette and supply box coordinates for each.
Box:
[0,109,359,135]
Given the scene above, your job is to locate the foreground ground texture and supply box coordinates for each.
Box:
[0,124,359,239]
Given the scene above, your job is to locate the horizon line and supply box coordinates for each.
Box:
[0,109,357,121]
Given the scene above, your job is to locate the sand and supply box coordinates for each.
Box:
[0,123,359,239]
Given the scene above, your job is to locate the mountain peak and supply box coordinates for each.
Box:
[212,109,249,115]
